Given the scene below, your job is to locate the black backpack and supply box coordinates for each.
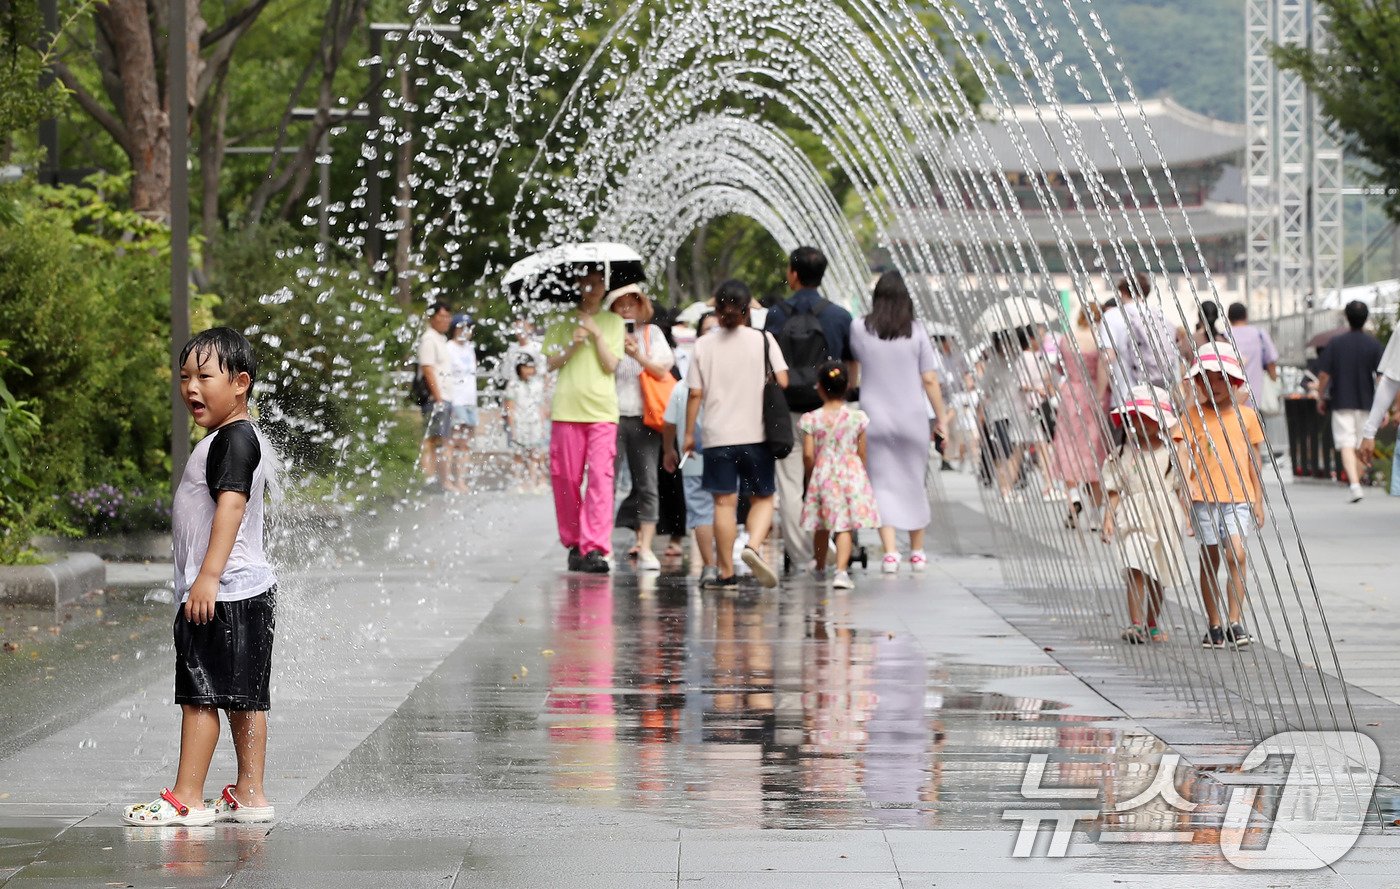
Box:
[775,297,832,412]
[407,362,432,407]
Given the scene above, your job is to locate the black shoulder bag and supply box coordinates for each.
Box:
[762,333,795,459]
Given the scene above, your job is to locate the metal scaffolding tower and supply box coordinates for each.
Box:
[1244,0,1343,321]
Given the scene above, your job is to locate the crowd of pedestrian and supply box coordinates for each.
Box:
[409,254,1400,648]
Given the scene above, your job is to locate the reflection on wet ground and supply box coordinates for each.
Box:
[298,566,1292,836]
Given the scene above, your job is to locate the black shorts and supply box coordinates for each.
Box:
[174,587,276,711]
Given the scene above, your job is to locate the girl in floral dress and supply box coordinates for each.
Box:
[801,361,881,589]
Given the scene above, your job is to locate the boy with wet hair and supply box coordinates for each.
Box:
[124,327,279,826]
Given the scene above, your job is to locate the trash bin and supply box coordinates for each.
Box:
[1283,396,1338,479]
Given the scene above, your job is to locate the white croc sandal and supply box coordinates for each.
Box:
[210,785,275,824]
[909,551,928,572]
[881,553,901,574]
[123,789,216,826]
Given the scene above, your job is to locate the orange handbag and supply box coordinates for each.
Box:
[638,326,677,431]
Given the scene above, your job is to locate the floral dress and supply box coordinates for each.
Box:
[800,406,882,532]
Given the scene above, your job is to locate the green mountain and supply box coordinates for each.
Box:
[979,0,1245,122]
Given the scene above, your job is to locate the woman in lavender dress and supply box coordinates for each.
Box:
[849,271,950,574]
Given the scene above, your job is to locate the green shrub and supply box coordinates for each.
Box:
[61,483,172,537]
[0,177,172,560]
[210,225,419,499]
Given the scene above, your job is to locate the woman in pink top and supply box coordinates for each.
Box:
[1051,304,1111,528]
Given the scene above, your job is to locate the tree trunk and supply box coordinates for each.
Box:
[89,0,203,221]
[393,63,415,308]
[690,222,710,302]
[198,61,229,278]
[666,258,682,309]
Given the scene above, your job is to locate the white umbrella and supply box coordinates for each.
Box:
[503,242,646,302]
[975,296,1058,335]
[923,320,959,339]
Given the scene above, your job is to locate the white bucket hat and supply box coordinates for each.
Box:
[1187,342,1248,384]
[1110,384,1178,430]
[603,283,646,311]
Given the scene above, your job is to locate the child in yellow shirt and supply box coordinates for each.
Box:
[1179,344,1265,649]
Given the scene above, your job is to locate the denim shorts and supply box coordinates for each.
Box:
[683,475,714,527]
[701,443,776,496]
[1190,501,1254,546]
[452,404,479,428]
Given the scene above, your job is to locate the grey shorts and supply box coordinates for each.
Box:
[1190,501,1254,546]
[422,402,452,439]
[684,475,714,528]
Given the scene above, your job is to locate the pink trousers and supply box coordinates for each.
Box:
[549,421,617,555]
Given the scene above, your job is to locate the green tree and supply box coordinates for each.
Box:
[1275,1,1400,221]
[0,0,54,140]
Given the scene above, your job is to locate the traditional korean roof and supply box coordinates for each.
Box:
[927,98,1247,175]
[888,202,1246,248]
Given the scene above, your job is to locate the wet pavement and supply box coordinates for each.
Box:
[0,491,1396,887]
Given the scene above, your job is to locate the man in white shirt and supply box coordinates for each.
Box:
[417,302,454,487]
[1358,330,1400,472]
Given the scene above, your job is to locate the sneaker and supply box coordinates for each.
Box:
[811,567,828,581]
[1227,623,1253,647]
[741,546,778,589]
[704,573,739,590]
[909,551,927,573]
[567,546,583,571]
[579,550,610,574]
[1202,626,1226,649]
[832,570,854,590]
[699,565,720,587]
[637,550,661,572]
[881,553,901,574]
[1350,484,1364,504]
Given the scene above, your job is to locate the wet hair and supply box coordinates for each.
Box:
[1101,297,1119,311]
[696,311,717,334]
[713,279,752,329]
[788,246,828,288]
[816,360,849,398]
[1116,272,1151,301]
[1345,299,1369,330]
[865,270,916,340]
[1227,301,1248,324]
[427,301,453,317]
[515,355,536,378]
[179,327,258,397]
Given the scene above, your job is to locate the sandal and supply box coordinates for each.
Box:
[663,540,685,557]
[1120,624,1147,645]
[1064,501,1083,529]
[123,789,215,826]
[209,784,275,824]
[1148,625,1169,643]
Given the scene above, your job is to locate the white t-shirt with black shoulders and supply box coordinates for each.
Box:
[173,419,277,604]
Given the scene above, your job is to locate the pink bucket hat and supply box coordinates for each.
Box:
[1110,384,1179,429]
[1187,342,1248,385]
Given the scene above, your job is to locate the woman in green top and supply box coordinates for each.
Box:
[543,269,626,573]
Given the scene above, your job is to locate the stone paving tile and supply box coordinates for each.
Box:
[454,872,676,889]
[898,874,1366,888]
[681,875,900,888]
[0,857,234,889]
[678,832,897,874]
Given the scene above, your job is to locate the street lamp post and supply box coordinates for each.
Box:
[170,0,191,485]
